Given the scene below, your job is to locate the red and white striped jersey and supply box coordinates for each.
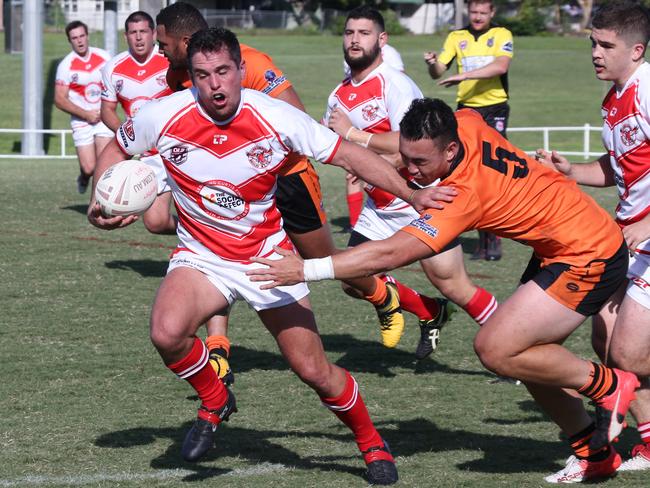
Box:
[602,62,650,252]
[55,47,110,120]
[323,62,422,213]
[116,88,341,262]
[101,46,171,118]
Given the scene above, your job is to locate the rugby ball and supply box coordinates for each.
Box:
[95,160,157,217]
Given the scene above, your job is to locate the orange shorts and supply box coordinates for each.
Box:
[520,242,628,316]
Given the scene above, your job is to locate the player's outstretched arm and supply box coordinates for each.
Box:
[248,231,433,289]
[87,139,139,230]
[327,107,399,154]
[535,150,614,187]
[330,140,457,212]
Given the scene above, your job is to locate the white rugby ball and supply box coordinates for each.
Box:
[95,160,157,217]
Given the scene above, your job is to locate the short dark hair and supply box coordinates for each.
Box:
[345,6,385,32]
[468,0,495,10]
[125,11,154,32]
[187,27,241,73]
[65,20,88,39]
[592,1,650,49]
[156,1,208,37]
[399,98,459,149]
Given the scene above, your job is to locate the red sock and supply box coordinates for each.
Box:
[168,336,227,411]
[638,421,650,445]
[383,275,440,320]
[320,370,383,452]
[463,287,497,325]
[347,192,364,227]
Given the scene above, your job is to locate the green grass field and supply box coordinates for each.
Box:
[0,33,646,487]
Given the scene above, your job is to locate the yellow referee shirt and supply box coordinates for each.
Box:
[438,26,513,107]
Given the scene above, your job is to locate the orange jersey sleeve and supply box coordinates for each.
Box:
[403,109,623,266]
[240,44,292,98]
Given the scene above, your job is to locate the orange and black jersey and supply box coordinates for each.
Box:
[403,109,623,268]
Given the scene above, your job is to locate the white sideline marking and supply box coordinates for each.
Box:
[0,463,289,486]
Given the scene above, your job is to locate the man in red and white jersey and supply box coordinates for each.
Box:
[538,1,650,477]
[324,6,498,356]
[100,10,175,235]
[55,21,113,194]
[153,2,414,388]
[87,27,446,485]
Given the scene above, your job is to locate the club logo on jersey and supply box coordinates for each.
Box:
[487,37,494,47]
[137,69,146,77]
[362,104,379,122]
[198,180,248,221]
[410,214,438,239]
[156,74,167,86]
[122,119,135,141]
[566,282,579,292]
[71,73,79,84]
[169,146,188,166]
[246,144,273,169]
[262,71,287,94]
[115,79,123,93]
[620,123,640,147]
[502,41,513,53]
[459,41,468,50]
[348,93,357,101]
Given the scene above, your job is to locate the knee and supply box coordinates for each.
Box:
[291,358,332,391]
[609,343,650,376]
[474,333,510,376]
[150,313,184,355]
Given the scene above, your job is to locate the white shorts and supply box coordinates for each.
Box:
[353,201,420,241]
[626,252,650,309]
[140,153,171,194]
[167,248,310,311]
[70,120,113,147]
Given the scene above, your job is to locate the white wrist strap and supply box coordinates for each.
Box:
[303,257,335,282]
[344,126,354,141]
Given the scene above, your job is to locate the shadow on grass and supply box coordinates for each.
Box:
[105,259,168,278]
[61,204,88,215]
[484,399,547,425]
[94,415,571,480]
[186,334,492,380]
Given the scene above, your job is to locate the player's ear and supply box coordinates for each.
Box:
[379,31,388,48]
[445,141,459,162]
[240,58,246,77]
[632,42,646,63]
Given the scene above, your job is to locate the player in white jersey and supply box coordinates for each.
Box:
[100,11,175,236]
[86,27,449,485]
[55,21,113,194]
[324,7,498,357]
[537,2,650,479]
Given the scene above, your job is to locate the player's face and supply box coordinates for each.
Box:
[156,24,187,70]
[468,2,495,32]
[590,28,644,87]
[400,136,458,186]
[192,48,243,121]
[125,20,155,61]
[67,26,89,57]
[343,18,386,73]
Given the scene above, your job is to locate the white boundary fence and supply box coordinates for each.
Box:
[0,125,603,160]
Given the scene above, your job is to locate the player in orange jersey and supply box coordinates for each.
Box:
[249,98,640,483]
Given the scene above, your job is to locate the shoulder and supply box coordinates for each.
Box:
[92,47,112,61]
[380,65,422,97]
[104,50,130,70]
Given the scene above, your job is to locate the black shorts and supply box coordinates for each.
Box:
[348,229,460,253]
[519,242,628,316]
[458,102,510,138]
[276,164,327,234]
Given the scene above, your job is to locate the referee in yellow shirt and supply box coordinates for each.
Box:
[424,0,513,261]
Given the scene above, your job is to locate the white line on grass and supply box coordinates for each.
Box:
[0,463,290,486]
